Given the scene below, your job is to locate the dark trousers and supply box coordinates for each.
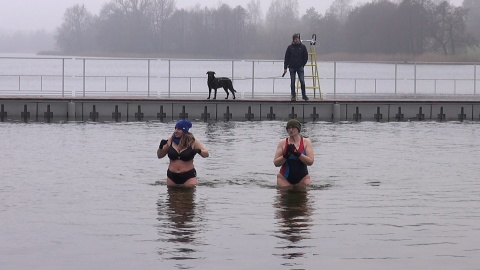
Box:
[289,67,306,97]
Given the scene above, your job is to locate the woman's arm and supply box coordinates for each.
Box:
[194,140,209,158]
[157,138,169,159]
[299,138,314,166]
[273,139,287,167]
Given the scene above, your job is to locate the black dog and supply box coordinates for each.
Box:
[206,71,236,99]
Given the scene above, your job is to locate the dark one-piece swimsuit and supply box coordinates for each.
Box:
[166,143,197,184]
[280,137,308,185]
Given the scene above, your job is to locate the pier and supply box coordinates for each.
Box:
[2,56,479,122]
[1,96,479,122]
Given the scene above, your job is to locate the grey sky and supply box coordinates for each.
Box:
[1,0,464,32]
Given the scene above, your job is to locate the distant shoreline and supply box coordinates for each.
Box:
[33,50,480,63]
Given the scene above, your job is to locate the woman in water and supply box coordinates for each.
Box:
[273,119,314,186]
[157,119,209,186]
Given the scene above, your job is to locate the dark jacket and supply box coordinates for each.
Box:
[284,42,308,69]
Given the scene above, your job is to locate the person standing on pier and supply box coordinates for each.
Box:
[284,33,309,101]
[273,119,314,186]
[157,119,209,186]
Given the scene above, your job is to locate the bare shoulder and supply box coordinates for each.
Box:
[303,137,313,145]
[194,138,205,148]
[193,139,201,147]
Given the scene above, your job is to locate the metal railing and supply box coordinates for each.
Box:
[0,56,478,99]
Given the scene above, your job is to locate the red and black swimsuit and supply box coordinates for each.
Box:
[280,137,308,184]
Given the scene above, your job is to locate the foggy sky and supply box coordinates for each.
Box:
[1,0,464,33]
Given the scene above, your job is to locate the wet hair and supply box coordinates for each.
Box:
[178,132,196,151]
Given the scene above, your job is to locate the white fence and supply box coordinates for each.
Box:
[0,56,478,99]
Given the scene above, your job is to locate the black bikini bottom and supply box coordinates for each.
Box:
[167,168,197,184]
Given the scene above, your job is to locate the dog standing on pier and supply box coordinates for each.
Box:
[206,71,236,100]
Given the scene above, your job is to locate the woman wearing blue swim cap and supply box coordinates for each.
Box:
[157,119,209,186]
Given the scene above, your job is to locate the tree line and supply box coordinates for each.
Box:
[55,0,479,59]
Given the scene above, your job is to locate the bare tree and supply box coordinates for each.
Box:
[327,0,353,23]
[396,0,433,55]
[208,4,248,57]
[96,0,153,53]
[148,0,176,51]
[53,0,476,58]
[162,8,188,54]
[316,12,346,54]
[427,1,475,55]
[95,2,125,52]
[232,6,249,57]
[55,4,94,53]
[113,0,151,15]
[265,0,300,58]
[344,0,399,54]
[463,0,480,41]
[265,0,299,31]
[247,0,263,26]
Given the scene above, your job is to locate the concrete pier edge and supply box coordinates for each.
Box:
[1,96,479,122]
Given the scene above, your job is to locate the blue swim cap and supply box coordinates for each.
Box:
[175,119,192,133]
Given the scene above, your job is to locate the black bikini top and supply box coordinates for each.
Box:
[167,143,196,161]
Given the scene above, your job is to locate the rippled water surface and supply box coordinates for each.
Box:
[1,121,479,269]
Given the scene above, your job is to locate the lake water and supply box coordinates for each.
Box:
[1,120,480,269]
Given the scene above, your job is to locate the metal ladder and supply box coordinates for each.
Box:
[296,34,322,99]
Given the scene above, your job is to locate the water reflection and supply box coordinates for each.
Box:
[273,187,313,261]
[157,186,201,261]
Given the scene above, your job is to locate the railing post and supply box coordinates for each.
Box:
[474,64,477,96]
[168,60,171,98]
[147,59,151,97]
[251,61,255,98]
[334,61,337,98]
[83,59,86,97]
[272,78,275,93]
[232,60,234,83]
[62,58,65,97]
[41,75,43,91]
[394,63,397,96]
[414,62,417,96]
[18,76,20,91]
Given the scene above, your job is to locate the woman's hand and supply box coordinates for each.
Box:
[159,139,168,149]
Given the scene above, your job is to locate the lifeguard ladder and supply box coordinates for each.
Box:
[296,34,322,100]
